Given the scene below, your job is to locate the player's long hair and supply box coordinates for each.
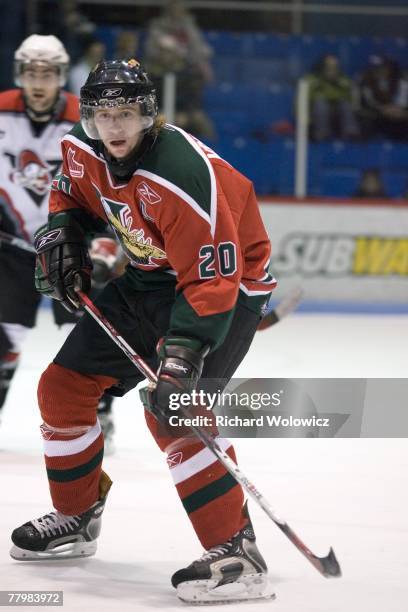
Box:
[152,114,166,136]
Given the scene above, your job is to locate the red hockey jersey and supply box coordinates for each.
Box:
[49,123,276,348]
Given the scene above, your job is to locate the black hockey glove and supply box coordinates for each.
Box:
[141,337,210,423]
[34,213,92,313]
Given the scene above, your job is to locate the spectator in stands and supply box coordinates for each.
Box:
[305,54,359,142]
[357,55,408,140]
[56,0,96,64]
[144,0,216,139]
[69,36,106,96]
[354,169,387,199]
[114,30,139,60]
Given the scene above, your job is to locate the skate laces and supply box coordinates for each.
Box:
[198,540,234,563]
[31,512,81,539]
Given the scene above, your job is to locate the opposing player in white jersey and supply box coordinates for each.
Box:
[0,35,118,450]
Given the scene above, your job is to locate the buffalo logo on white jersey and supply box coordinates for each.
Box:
[9,150,52,196]
[6,149,60,206]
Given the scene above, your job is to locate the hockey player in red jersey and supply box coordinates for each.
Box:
[10,59,276,604]
[0,35,118,450]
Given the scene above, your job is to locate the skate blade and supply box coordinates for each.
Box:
[10,540,97,561]
[177,573,276,605]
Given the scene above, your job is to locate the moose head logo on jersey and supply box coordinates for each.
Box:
[6,149,60,206]
[93,184,166,266]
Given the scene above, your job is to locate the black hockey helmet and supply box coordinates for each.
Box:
[80,58,158,140]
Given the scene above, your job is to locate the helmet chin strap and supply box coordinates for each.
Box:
[23,93,64,123]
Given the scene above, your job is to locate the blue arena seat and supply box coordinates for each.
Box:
[315,141,389,170]
[240,58,292,85]
[95,26,408,197]
[251,33,292,59]
[215,139,280,195]
[381,142,408,170]
[206,110,252,136]
[382,172,407,197]
[203,31,247,56]
[318,169,361,197]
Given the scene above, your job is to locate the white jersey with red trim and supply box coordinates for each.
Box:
[0,89,79,243]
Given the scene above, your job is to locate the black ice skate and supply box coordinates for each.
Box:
[172,505,275,604]
[10,471,112,561]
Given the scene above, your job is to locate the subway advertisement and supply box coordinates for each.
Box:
[260,201,408,306]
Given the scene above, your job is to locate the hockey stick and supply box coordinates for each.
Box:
[0,228,301,332]
[0,227,301,332]
[258,286,304,330]
[0,229,35,254]
[77,289,341,579]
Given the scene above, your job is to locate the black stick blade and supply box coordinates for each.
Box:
[318,547,342,578]
[278,522,342,578]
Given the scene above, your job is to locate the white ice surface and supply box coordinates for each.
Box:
[0,309,407,611]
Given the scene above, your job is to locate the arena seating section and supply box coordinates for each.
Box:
[97,27,408,197]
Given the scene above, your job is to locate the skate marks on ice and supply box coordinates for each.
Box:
[2,442,408,612]
[1,312,408,610]
[0,449,283,611]
[241,313,408,378]
[5,556,279,611]
[6,557,177,609]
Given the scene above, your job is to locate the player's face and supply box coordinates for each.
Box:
[20,63,60,113]
[94,105,144,159]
